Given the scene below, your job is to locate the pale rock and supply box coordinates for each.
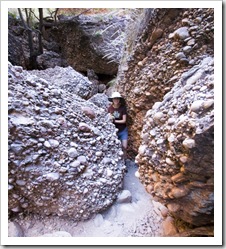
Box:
[44,172,60,181]
[162,216,178,236]
[135,171,140,178]
[117,190,132,204]
[173,27,189,40]
[175,52,186,60]
[165,157,175,166]
[179,156,188,163]
[190,100,204,113]
[40,231,72,237]
[8,221,24,237]
[44,140,51,148]
[168,134,175,142]
[159,205,169,217]
[8,184,14,190]
[49,139,59,148]
[77,155,87,164]
[152,102,162,110]
[67,148,78,158]
[106,169,113,177]
[70,160,80,167]
[187,38,195,46]
[182,138,195,149]
[94,214,104,227]
[203,100,214,109]
[183,45,192,53]
[16,180,26,186]
[95,151,103,157]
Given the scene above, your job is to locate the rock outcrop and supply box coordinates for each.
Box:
[8,12,127,75]
[136,57,214,226]
[116,8,214,228]
[117,8,214,157]
[8,15,28,69]
[46,14,127,74]
[29,66,101,100]
[8,62,126,220]
[8,7,215,232]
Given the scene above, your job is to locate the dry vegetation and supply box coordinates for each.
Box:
[58,8,114,16]
[57,8,133,17]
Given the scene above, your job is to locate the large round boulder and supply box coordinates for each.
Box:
[8,62,126,220]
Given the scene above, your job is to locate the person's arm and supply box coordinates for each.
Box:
[114,114,126,124]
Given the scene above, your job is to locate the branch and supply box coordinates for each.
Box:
[17,8,27,28]
[30,9,39,22]
[54,8,59,22]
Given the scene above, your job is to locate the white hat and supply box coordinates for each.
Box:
[108,92,123,101]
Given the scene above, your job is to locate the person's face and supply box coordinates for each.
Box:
[113,98,120,104]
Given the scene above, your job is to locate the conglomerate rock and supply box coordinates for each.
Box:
[117,8,214,158]
[8,7,215,231]
[116,8,214,228]
[136,56,214,226]
[8,12,127,74]
[8,62,126,220]
[29,66,99,100]
[43,14,128,74]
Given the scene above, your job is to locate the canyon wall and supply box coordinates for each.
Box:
[116,8,214,227]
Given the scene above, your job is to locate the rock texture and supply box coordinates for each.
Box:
[29,66,102,100]
[8,8,215,234]
[136,57,214,226]
[116,8,214,228]
[8,161,164,237]
[8,13,127,75]
[117,8,214,157]
[8,62,126,220]
[8,15,28,69]
[47,14,127,74]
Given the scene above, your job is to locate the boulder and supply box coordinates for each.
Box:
[29,66,98,100]
[8,221,24,237]
[8,62,126,221]
[117,190,132,204]
[36,51,68,69]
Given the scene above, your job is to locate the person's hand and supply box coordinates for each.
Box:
[108,113,115,122]
[110,114,115,121]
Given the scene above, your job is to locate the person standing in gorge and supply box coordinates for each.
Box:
[108,92,128,160]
